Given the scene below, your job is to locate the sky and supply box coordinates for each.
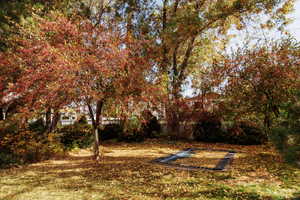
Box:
[229,1,300,50]
[287,0,300,40]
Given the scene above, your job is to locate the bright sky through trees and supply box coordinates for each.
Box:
[183,1,300,97]
[288,1,300,39]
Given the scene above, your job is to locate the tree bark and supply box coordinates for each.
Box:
[0,107,3,120]
[48,110,61,133]
[161,0,169,73]
[165,37,196,139]
[45,108,51,130]
[5,102,18,119]
[87,100,104,161]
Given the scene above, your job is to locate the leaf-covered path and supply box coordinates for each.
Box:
[0,141,299,200]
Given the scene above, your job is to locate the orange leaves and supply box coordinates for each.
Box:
[7,14,156,117]
[211,39,300,123]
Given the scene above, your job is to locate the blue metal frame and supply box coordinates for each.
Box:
[151,148,236,171]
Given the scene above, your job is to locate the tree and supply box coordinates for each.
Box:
[0,0,85,122]
[0,50,24,120]
[211,39,300,133]
[10,14,153,160]
[0,0,81,50]
[155,0,296,138]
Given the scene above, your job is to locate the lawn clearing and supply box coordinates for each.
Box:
[0,140,299,200]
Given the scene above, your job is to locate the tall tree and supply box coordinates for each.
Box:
[155,0,296,138]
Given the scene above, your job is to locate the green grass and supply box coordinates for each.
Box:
[0,140,299,200]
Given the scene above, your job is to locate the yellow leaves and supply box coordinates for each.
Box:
[0,140,300,199]
[277,0,295,15]
[260,20,276,29]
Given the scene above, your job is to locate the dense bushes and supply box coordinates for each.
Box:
[100,114,161,142]
[270,103,300,164]
[57,116,93,150]
[228,122,267,145]
[0,117,64,168]
[98,120,142,142]
[193,113,267,145]
[142,116,161,138]
[270,127,300,163]
[193,113,225,143]
[101,123,123,140]
[28,118,47,133]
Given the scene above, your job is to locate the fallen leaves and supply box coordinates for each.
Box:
[0,140,299,200]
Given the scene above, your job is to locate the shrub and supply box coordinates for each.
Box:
[28,118,47,133]
[193,112,225,143]
[0,152,21,168]
[101,123,123,140]
[270,126,300,164]
[193,113,267,145]
[120,130,145,142]
[228,121,267,145]
[270,102,300,164]
[119,116,145,142]
[0,117,19,136]
[142,115,161,138]
[0,118,64,168]
[77,115,88,124]
[57,117,93,150]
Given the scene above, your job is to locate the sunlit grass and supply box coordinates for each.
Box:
[0,140,299,200]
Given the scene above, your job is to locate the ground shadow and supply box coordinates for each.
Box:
[0,145,298,200]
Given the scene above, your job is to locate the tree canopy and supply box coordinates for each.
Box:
[0,0,299,158]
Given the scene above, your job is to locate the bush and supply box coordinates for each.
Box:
[57,119,93,150]
[101,123,123,140]
[270,102,300,164]
[0,118,64,168]
[142,116,161,138]
[193,113,267,145]
[28,118,47,133]
[0,152,20,168]
[119,116,145,142]
[119,130,145,142]
[77,115,88,124]
[193,112,226,143]
[228,121,267,145]
[270,126,300,164]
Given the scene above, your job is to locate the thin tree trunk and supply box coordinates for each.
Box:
[126,9,134,36]
[0,107,3,120]
[48,110,61,133]
[45,108,51,130]
[264,112,272,136]
[161,0,169,73]
[87,100,104,161]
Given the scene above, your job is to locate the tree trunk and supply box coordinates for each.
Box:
[263,111,272,136]
[45,108,52,130]
[87,100,104,161]
[5,102,17,119]
[0,107,3,120]
[166,97,181,140]
[48,110,61,133]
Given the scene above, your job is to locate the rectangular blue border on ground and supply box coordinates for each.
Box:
[151,148,236,171]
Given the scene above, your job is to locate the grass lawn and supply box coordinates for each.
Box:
[0,140,299,200]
